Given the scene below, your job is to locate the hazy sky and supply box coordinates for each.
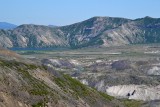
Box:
[0,0,160,26]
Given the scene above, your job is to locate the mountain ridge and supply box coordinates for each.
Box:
[1,16,160,49]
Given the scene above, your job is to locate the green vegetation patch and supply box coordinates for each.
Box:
[98,91,114,101]
[0,59,50,96]
[54,74,92,98]
[0,59,38,70]
[54,74,116,105]
[17,67,50,96]
[32,101,43,107]
[122,99,142,107]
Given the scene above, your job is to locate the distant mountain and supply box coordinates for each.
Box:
[1,16,160,48]
[0,22,17,30]
[60,16,131,48]
[48,25,57,28]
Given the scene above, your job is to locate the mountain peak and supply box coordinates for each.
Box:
[144,16,153,19]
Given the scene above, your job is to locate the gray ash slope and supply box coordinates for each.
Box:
[1,16,160,48]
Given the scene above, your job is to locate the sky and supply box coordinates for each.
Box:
[0,0,160,26]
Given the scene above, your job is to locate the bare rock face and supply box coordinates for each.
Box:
[147,66,160,75]
[60,16,131,48]
[10,24,69,48]
[0,30,13,48]
[1,16,160,49]
[106,85,160,101]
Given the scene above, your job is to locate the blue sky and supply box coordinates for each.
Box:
[0,0,160,26]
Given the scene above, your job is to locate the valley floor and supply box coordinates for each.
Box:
[13,44,160,107]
